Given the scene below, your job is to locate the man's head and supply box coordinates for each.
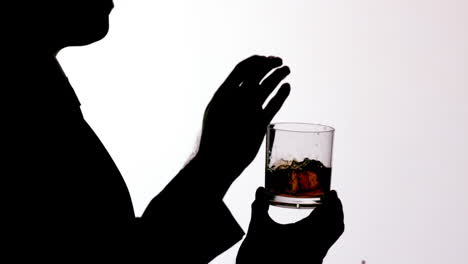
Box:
[24,1,114,54]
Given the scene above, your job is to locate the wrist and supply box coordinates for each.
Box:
[182,153,240,200]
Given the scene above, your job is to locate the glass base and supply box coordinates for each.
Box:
[269,195,322,209]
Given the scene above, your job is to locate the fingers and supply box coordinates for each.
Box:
[320,190,345,240]
[233,55,283,85]
[299,190,344,230]
[322,190,344,226]
[241,56,284,88]
[258,66,290,104]
[213,55,290,114]
[263,83,291,125]
[220,55,283,94]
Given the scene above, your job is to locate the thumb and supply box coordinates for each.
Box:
[250,187,272,227]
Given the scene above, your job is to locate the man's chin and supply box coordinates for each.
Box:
[74,31,109,47]
[64,22,110,48]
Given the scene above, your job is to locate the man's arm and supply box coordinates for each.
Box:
[134,55,291,262]
[137,154,244,263]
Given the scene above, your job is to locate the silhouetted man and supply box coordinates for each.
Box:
[6,1,343,263]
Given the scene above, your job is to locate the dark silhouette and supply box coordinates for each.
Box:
[237,188,344,263]
[6,1,344,263]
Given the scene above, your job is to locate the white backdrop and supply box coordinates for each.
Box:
[58,0,468,263]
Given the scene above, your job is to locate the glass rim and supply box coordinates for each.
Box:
[268,122,335,133]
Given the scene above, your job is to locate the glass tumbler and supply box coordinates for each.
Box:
[266,123,335,208]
